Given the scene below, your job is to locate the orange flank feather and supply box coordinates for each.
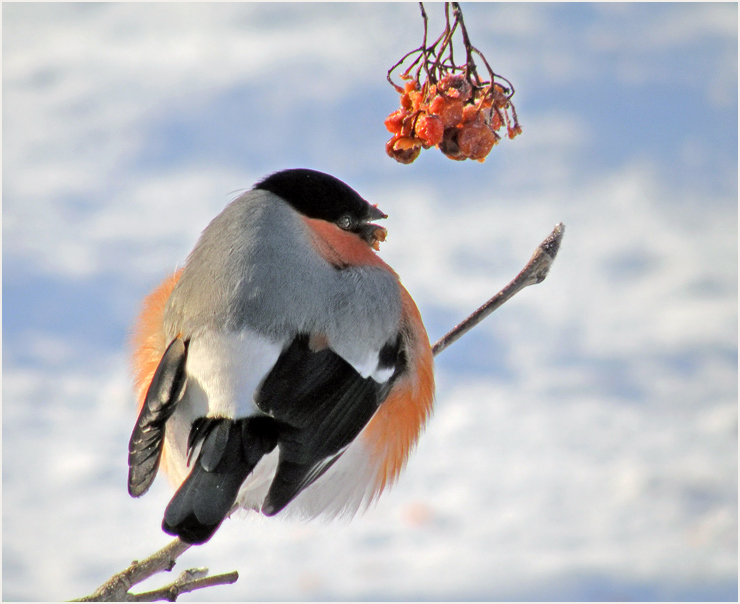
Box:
[363,286,435,497]
[129,270,183,412]
[303,214,435,499]
[302,217,390,270]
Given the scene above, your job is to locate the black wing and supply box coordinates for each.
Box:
[255,333,405,516]
[128,337,188,497]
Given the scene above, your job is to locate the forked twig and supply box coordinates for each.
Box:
[70,538,237,602]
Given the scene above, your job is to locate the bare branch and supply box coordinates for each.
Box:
[432,222,564,357]
[127,568,239,602]
[71,537,237,602]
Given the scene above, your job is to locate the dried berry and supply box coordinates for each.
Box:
[384,110,406,135]
[439,128,465,161]
[415,113,444,147]
[392,136,420,151]
[438,73,472,102]
[386,136,421,164]
[429,96,464,129]
[458,120,497,161]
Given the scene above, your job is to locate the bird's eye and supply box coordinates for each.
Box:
[337,214,354,230]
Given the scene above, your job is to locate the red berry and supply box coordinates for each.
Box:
[415,114,444,146]
[386,136,422,164]
[438,73,472,101]
[458,121,497,161]
[384,110,407,135]
[429,95,464,128]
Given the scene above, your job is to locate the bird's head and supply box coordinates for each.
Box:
[255,168,388,250]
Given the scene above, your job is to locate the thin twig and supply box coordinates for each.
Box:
[71,537,237,602]
[129,569,239,602]
[432,223,565,357]
[452,2,478,84]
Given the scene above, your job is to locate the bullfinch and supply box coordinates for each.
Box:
[128,168,435,545]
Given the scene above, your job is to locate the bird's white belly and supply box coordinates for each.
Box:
[185,328,283,418]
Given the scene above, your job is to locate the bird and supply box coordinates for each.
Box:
[127,168,435,545]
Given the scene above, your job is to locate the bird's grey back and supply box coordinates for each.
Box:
[164,189,402,354]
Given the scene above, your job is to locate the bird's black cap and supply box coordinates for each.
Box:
[255,168,385,224]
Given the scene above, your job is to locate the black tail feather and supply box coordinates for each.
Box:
[162,416,279,545]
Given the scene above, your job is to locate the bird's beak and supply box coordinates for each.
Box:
[359,204,388,250]
[367,204,388,221]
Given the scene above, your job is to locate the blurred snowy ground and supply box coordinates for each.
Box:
[3,3,737,601]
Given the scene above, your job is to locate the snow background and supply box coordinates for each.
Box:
[3,3,737,601]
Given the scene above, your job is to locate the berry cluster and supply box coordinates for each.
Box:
[384,3,521,165]
[385,73,521,164]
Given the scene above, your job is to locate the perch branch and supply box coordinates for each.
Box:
[71,537,237,602]
[432,222,564,356]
